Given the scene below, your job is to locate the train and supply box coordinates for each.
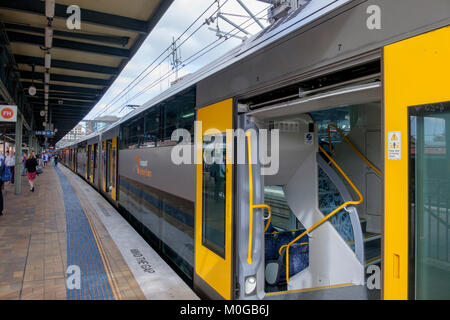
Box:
[57,0,450,300]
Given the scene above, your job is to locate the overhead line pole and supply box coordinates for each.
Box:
[218,13,250,35]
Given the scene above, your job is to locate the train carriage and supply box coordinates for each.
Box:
[58,0,450,300]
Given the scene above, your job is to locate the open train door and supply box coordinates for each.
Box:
[194,99,234,300]
[384,26,450,299]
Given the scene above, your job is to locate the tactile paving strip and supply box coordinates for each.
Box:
[55,167,114,300]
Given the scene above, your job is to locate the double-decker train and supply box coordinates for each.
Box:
[58,0,450,300]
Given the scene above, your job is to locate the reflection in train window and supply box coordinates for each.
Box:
[144,105,161,147]
[164,102,178,140]
[202,134,226,258]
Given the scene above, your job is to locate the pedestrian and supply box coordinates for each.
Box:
[0,156,5,216]
[42,152,48,168]
[25,152,38,192]
[54,153,58,167]
[5,150,15,184]
[22,152,27,175]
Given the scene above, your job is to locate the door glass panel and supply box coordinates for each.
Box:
[202,133,226,258]
[410,101,450,299]
[106,141,111,192]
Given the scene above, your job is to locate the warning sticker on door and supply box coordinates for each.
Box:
[304,133,314,145]
[388,131,401,160]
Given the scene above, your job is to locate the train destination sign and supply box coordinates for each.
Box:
[28,130,55,136]
[0,105,17,122]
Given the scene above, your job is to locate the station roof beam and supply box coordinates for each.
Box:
[0,0,174,145]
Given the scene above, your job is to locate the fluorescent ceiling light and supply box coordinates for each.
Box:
[45,0,55,18]
[44,53,51,69]
[182,112,195,119]
[45,27,53,48]
[28,86,37,96]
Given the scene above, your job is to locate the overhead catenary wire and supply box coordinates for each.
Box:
[89,0,231,120]
[111,5,270,112]
[106,5,270,118]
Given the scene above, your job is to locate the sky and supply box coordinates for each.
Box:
[82,0,271,123]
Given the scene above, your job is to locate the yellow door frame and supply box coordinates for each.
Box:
[102,140,107,193]
[89,144,94,183]
[384,25,450,299]
[110,137,118,201]
[85,145,89,180]
[195,98,234,300]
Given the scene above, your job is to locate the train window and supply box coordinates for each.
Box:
[131,118,144,148]
[202,133,226,258]
[121,124,130,149]
[178,102,195,138]
[122,118,145,149]
[409,101,450,300]
[164,102,178,140]
[310,106,352,144]
[162,90,195,141]
[144,105,161,147]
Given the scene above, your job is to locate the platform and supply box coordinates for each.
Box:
[0,164,198,300]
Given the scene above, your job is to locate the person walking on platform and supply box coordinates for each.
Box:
[5,151,15,184]
[22,152,27,175]
[0,156,5,216]
[42,152,48,168]
[54,154,58,167]
[25,153,38,192]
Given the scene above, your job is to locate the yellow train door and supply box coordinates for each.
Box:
[85,145,89,180]
[90,144,96,184]
[195,99,234,300]
[102,140,107,193]
[384,26,450,299]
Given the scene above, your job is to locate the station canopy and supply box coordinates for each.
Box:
[0,0,173,144]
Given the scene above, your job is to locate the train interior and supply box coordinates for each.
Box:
[241,70,383,299]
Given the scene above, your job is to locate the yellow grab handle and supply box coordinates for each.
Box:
[282,145,363,282]
[246,131,272,264]
[327,123,382,176]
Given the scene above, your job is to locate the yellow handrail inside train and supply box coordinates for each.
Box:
[279,145,363,282]
[246,131,272,265]
[327,123,382,176]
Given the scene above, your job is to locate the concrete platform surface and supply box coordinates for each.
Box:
[0,164,198,300]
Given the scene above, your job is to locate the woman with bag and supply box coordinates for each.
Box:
[25,153,38,192]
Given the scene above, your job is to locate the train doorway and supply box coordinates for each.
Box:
[236,76,383,299]
[103,138,118,201]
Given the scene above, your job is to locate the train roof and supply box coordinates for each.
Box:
[60,0,353,148]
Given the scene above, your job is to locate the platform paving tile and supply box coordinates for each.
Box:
[0,165,146,300]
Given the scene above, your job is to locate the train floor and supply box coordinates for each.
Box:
[0,164,198,300]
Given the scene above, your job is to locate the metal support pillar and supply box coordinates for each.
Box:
[14,113,23,195]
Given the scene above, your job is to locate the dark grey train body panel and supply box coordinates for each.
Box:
[196,0,450,108]
[119,146,196,202]
[87,135,100,145]
[102,125,120,141]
